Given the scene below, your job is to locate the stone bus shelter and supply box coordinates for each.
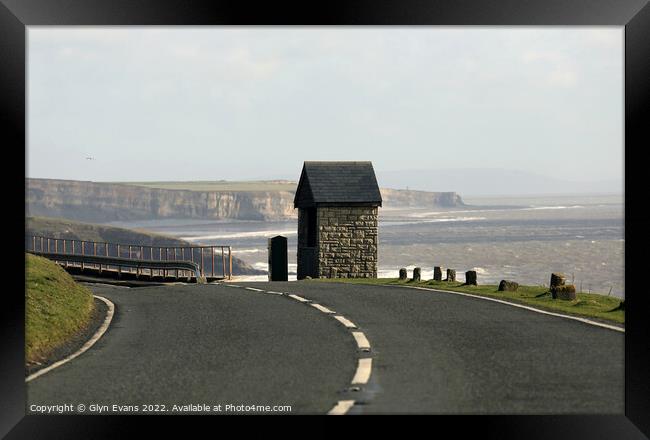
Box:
[294,161,382,279]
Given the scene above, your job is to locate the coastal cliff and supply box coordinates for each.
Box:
[26,178,465,222]
[379,188,464,208]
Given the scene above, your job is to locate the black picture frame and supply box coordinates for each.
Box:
[2,0,648,437]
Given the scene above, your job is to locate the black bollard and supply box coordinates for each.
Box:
[465,270,477,286]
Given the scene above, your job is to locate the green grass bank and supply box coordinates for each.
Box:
[314,278,624,325]
[26,253,96,365]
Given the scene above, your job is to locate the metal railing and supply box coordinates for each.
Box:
[30,251,203,280]
[25,235,233,280]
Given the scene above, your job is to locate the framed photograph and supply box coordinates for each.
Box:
[3,0,648,436]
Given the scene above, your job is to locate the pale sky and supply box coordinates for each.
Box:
[27,27,623,186]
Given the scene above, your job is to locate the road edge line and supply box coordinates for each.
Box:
[26,295,115,383]
[397,284,624,333]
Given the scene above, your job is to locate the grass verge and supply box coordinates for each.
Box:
[26,253,96,366]
[314,278,624,325]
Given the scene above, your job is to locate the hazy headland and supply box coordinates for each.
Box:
[25,178,624,297]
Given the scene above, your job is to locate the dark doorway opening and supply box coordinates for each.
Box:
[306,207,317,248]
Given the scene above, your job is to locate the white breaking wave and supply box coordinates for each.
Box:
[426,216,487,222]
[383,217,487,227]
[521,205,584,211]
[409,209,504,218]
[407,205,585,218]
[181,229,297,241]
[377,268,401,278]
[376,266,488,279]
[252,262,297,270]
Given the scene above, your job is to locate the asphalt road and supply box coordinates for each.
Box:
[27,283,357,415]
[27,281,624,415]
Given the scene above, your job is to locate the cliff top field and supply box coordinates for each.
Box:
[109,180,462,199]
[111,180,299,192]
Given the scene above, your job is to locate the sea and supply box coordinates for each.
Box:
[106,193,625,298]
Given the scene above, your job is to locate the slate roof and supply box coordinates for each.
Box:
[294,161,382,208]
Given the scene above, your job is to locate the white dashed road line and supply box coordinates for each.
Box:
[352,332,371,351]
[327,400,356,415]
[311,303,336,314]
[351,358,373,385]
[333,315,357,329]
[223,283,371,415]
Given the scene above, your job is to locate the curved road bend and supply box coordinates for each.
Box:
[243,281,624,414]
[28,281,624,415]
[27,283,357,415]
